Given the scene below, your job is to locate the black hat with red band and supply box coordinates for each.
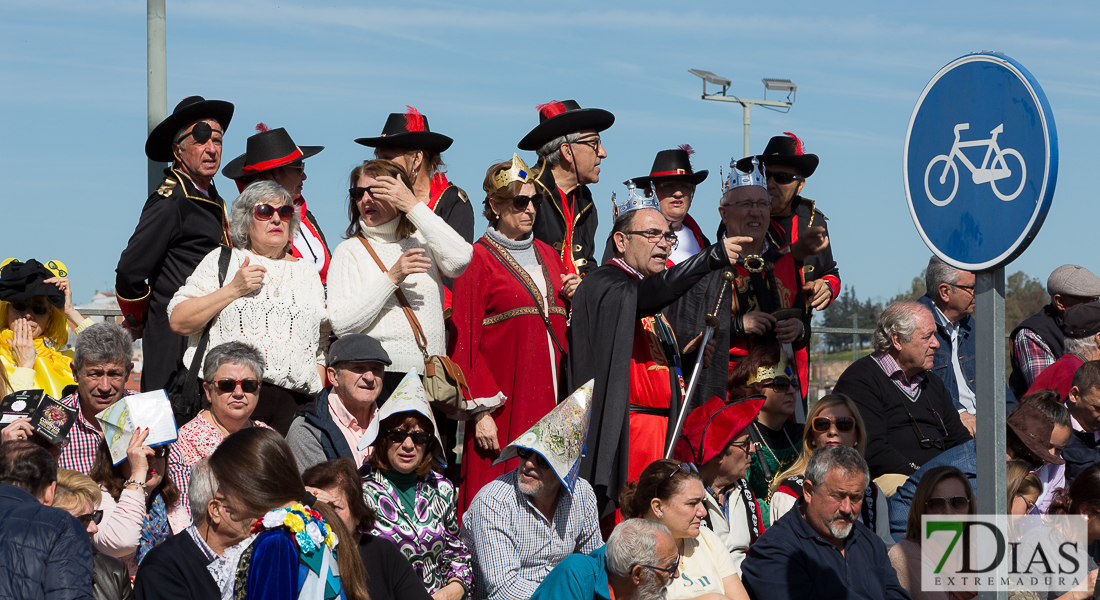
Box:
[222,124,324,180]
[355,106,453,153]
[628,146,709,188]
[518,100,615,152]
[145,95,234,163]
[736,132,819,178]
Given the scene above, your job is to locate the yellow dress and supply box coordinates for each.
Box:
[0,331,76,399]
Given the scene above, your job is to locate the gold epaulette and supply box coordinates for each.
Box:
[457,189,469,204]
[155,177,178,198]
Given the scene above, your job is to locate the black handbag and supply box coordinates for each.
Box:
[164,245,231,427]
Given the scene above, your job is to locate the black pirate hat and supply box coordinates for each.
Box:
[628,146,709,188]
[736,132,819,177]
[354,106,453,153]
[145,96,234,162]
[222,124,324,180]
[518,100,615,151]
[0,259,64,308]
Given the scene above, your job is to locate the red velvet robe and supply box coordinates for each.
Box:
[449,237,569,514]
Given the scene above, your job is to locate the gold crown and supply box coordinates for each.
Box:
[492,153,533,192]
[746,352,792,386]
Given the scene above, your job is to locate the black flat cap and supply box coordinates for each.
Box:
[327,334,391,367]
[1062,301,1100,339]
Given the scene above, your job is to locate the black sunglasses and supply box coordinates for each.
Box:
[767,172,803,185]
[511,194,543,211]
[516,447,551,469]
[905,406,947,450]
[763,376,795,391]
[213,378,260,393]
[254,203,295,221]
[349,186,374,201]
[925,495,969,513]
[10,300,51,316]
[77,510,104,526]
[812,416,855,433]
[387,429,430,446]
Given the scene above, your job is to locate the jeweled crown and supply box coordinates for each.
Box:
[745,351,793,386]
[492,153,534,192]
[723,156,768,194]
[612,181,660,221]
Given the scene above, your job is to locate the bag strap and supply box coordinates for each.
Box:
[357,235,430,359]
[189,245,232,379]
[476,238,566,354]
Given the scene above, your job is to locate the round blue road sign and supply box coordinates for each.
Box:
[904,53,1058,271]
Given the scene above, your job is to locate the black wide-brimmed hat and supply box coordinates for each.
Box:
[222,124,324,180]
[736,132,819,177]
[0,259,64,309]
[355,106,453,153]
[628,146,709,188]
[518,100,615,152]
[145,96,235,162]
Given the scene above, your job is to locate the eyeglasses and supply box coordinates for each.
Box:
[925,496,969,513]
[511,194,543,211]
[283,163,305,173]
[950,283,976,296]
[729,438,754,453]
[254,203,295,221]
[572,134,602,152]
[905,406,948,450]
[767,172,803,185]
[77,510,104,526]
[213,378,261,393]
[516,447,551,469]
[176,121,223,145]
[639,555,680,580]
[627,229,679,249]
[387,429,430,447]
[763,376,796,391]
[811,416,856,433]
[9,300,51,316]
[1019,495,1037,512]
[725,199,772,211]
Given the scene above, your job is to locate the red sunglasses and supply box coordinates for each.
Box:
[254,203,295,221]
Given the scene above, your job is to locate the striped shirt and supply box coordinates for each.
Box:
[461,470,603,600]
[872,351,924,400]
[57,389,137,474]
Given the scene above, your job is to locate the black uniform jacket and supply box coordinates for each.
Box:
[531,158,599,275]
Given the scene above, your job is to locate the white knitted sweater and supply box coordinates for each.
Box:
[327,202,472,373]
[167,247,328,394]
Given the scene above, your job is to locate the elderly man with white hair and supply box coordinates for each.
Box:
[832,301,971,487]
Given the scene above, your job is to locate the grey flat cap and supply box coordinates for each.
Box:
[327,334,391,367]
[1048,265,1100,298]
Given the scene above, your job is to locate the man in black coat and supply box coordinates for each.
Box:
[0,441,93,600]
[115,96,234,392]
[832,301,971,482]
[1065,361,1100,484]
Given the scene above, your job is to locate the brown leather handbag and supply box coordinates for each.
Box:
[357,236,472,415]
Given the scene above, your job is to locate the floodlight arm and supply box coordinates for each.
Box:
[701,95,793,156]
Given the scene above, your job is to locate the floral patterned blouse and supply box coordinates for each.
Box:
[361,468,474,594]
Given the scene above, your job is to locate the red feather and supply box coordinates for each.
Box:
[537,101,567,119]
[404,106,426,132]
[783,131,805,155]
[255,122,271,133]
[678,144,695,156]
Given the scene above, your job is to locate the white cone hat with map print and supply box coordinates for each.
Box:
[356,369,447,467]
[493,379,594,494]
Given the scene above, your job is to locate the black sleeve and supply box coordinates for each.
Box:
[440,188,475,244]
[931,378,973,448]
[635,243,728,317]
[803,209,839,284]
[115,195,182,299]
[360,536,433,600]
[833,362,919,477]
[600,233,615,266]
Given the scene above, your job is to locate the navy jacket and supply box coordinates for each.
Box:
[0,483,94,600]
[133,530,220,600]
[741,500,912,600]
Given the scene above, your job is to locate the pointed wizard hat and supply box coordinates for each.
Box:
[356,369,447,468]
[493,379,594,494]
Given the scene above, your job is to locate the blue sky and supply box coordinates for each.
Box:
[2,0,1095,307]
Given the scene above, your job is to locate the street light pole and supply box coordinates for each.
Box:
[689,70,796,158]
[148,0,168,195]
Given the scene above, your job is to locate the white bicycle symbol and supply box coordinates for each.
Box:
[923,123,1027,206]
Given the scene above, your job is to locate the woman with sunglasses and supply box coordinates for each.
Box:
[449,156,578,515]
[361,371,473,600]
[889,465,975,600]
[169,180,328,435]
[767,394,894,546]
[620,458,750,600]
[88,427,181,576]
[54,468,134,600]
[0,257,91,398]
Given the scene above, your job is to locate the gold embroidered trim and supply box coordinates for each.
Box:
[482,306,567,326]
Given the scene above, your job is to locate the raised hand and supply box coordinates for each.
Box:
[790,226,828,262]
[373,175,421,213]
[125,427,154,483]
[10,318,36,368]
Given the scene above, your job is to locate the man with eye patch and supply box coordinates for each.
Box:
[115,96,235,393]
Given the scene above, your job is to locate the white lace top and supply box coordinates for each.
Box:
[168,247,328,394]
[327,202,472,374]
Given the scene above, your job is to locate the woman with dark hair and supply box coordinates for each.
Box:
[450,155,578,514]
[729,342,802,509]
[304,458,432,600]
[620,458,749,600]
[89,429,181,576]
[360,371,472,600]
[888,466,975,600]
[207,427,364,600]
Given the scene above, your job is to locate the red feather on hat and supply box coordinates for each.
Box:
[404,106,426,132]
[537,101,567,119]
[255,122,271,133]
[783,131,805,155]
[678,144,695,156]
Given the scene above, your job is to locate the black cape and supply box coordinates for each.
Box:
[568,242,731,517]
